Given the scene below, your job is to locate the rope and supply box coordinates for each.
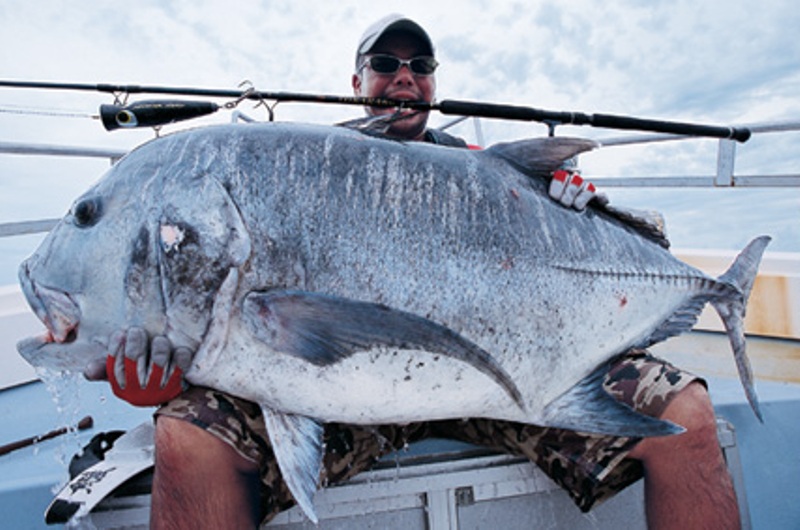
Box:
[0,104,98,120]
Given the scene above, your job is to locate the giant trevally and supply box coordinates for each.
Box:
[17,122,769,522]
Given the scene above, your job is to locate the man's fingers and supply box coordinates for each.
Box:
[123,328,148,359]
[549,169,569,202]
[549,169,599,211]
[123,327,149,387]
[572,182,596,211]
[558,173,583,208]
[151,336,171,366]
[151,336,174,386]
[109,330,127,389]
[103,328,188,406]
[151,335,190,389]
[83,357,109,381]
[173,347,193,375]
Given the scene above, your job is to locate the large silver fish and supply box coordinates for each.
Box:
[17,123,768,522]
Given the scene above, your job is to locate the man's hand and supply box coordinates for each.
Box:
[549,169,606,210]
[105,328,192,407]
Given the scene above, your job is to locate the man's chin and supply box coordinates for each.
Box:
[386,114,428,140]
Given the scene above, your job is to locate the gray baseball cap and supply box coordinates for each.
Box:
[355,14,434,66]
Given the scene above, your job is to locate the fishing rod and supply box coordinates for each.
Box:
[0,416,93,456]
[0,79,752,142]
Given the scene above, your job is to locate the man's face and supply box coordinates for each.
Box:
[352,32,436,140]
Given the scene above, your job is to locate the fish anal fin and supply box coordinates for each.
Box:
[262,407,323,524]
[637,295,707,349]
[543,362,684,437]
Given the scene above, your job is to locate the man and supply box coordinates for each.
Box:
[350,15,462,146]
[104,15,741,530]
[351,16,436,142]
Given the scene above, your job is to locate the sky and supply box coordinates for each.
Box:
[0,0,798,284]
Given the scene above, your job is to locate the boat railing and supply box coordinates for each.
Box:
[592,119,800,188]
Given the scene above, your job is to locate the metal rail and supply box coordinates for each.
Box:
[1,119,797,238]
[593,119,800,188]
[0,141,126,160]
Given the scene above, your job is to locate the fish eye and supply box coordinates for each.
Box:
[72,197,103,228]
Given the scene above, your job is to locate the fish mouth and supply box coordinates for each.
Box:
[19,262,80,345]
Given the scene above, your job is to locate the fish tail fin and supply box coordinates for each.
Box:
[711,235,771,422]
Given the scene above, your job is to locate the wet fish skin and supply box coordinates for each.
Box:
[16,122,769,522]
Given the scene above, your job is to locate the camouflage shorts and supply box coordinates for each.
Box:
[156,350,702,522]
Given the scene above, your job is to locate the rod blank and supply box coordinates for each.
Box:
[0,416,93,456]
[0,80,752,142]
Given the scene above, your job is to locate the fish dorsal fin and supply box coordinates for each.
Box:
[543,361,683,437]
[261,407,324,524]
[243,289,523,408]
[486,136,599,174]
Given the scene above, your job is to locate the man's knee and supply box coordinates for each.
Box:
[630,381,719,461]
[152,418,262,528]
[154,417,202,484]
[155,416,258,480]
[663,382,718,444]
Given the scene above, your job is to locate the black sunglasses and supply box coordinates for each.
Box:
[361,54,438,76]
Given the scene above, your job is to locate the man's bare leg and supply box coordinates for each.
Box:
[151,416,262,530]
[630,382,741,530]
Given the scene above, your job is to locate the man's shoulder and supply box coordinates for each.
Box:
[424,129,468,148]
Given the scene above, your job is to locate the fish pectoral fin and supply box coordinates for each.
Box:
[244,290,524,408]
[542,362,684,437]
[261,406,323,524]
